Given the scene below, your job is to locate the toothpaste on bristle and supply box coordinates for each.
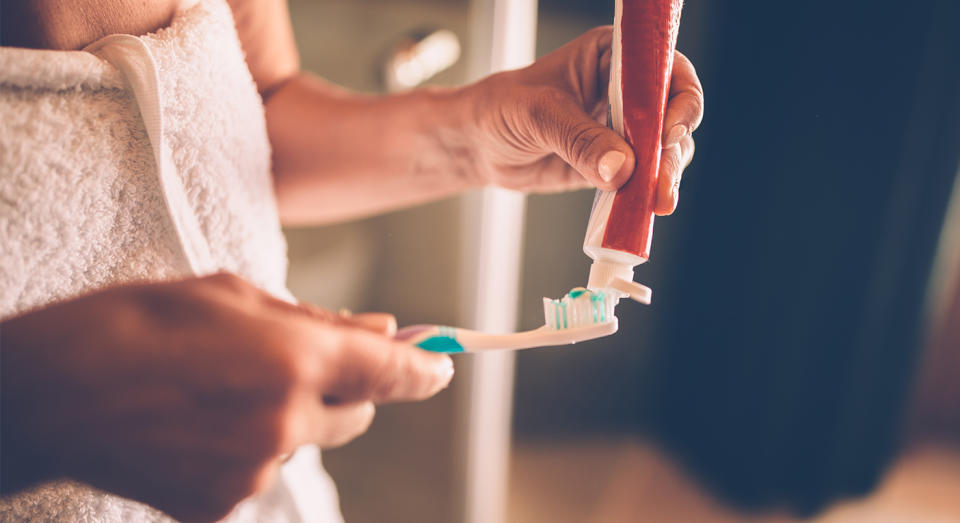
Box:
[582,0,682,304]
[544,287,617,330]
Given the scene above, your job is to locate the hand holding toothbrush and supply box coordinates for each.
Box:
[0,273,452,521]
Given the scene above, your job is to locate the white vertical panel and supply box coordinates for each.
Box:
[459,1,538,523]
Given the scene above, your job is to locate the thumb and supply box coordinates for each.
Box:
[326,329,454,404]
[533,96,635,190]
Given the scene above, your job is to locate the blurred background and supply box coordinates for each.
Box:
[283,0,960,521]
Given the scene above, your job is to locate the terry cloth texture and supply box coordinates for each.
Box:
[0,0,343,521]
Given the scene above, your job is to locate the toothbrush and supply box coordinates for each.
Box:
[396,287,639,353]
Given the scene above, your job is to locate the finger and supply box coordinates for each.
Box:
[662,51,704,148]
[680,133,695,169]
[532,95,635,191]
[286,300,343,323]
[571,26,613,103]
[591,46,613,121]
[536,25,611,100]
[499,154,592,193]
[591,27,613,105]
[324,328,454,404]
[284,300,397,337]
[654,134,694,215]
[313,401,376,448]
[349,313,397,337]
[598,47,612,93]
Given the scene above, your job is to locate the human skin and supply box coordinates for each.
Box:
[0,0,704,520]
[1,274,453,521]
[265,27,702,222]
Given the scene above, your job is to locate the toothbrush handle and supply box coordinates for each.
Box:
[396,325,466,353]
[400,322,619,353]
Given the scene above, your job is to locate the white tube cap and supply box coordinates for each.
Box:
[587,259,653,305]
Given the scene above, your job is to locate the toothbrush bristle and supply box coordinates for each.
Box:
[543,288,617,330]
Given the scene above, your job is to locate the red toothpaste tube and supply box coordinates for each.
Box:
[583,0,683,304]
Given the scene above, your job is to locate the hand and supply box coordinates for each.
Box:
[463,26,703,215]
[0,273,452,522]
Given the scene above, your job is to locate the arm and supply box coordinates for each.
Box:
[227,0,477,224]
[266,77,477,224]
[230,1,703,226]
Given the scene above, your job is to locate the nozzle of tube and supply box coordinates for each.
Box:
[587,259,652,305]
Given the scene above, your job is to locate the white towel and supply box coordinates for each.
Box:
[0,0,343,520]
[0,0,292,317]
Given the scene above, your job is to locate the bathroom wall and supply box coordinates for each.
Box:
[280,0,960,520]
[281,1,651,521]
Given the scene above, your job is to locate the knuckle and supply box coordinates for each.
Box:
[671,52,705,119]
[661,146,683,176]
[295,302,340,323]
[250,343,319,422]
[673,91,704,125]
[274,341,312,382]
[690,91,705,122]
[588,25,611,36]
[205,272,262,303]
[253,341,297,390]
[586,25,613,43]
[258,406,299,455]
[205,271,245,289]
[674,50,700,84]
[263,327,324,388]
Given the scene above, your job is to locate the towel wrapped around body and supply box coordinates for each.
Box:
[0,0,342,520]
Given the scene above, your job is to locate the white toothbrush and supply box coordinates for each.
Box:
[395,286,645,353]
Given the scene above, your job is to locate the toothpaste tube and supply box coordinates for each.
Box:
[583,0,683,303]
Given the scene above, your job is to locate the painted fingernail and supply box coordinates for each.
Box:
[664,124,688,147]
[598,150,626,182]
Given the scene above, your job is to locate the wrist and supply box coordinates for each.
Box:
[443,69,530,189]
[417,83,487,190]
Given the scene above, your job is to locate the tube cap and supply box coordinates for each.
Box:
[610,278,652,305]
[587,260,652,305]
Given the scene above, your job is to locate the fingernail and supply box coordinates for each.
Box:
[664,125,688,147]
[436,357,455,383]
[598,151,626,182]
